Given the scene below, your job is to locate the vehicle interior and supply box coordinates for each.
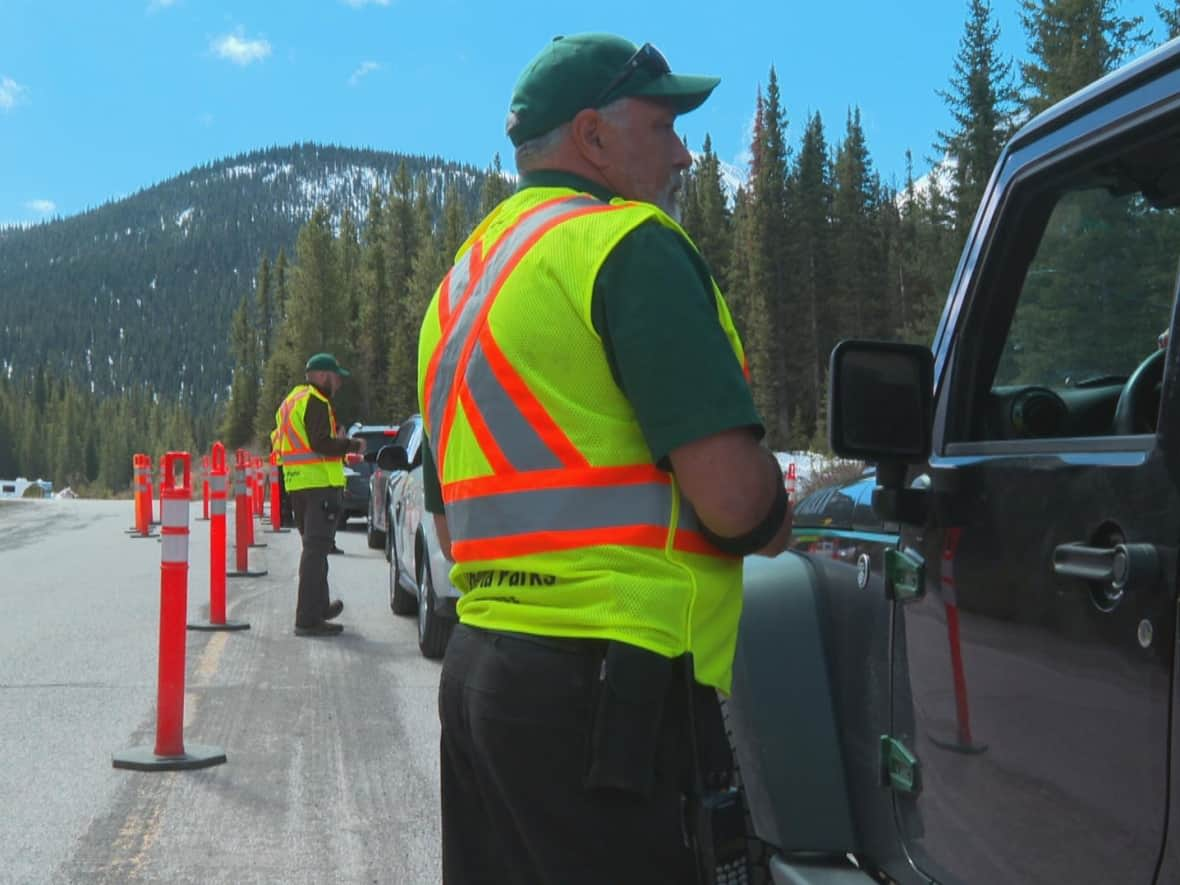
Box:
[957,122,1180,444]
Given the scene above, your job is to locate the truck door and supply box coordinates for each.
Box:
[891,117,1180,884]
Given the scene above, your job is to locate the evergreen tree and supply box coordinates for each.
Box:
[832,108,886,342]
[936,0,1018,237]
[284,206,347,362]
[273,248,290,324]
[1159,1,1180,38]
[221,292,259,447]
[385,174,433,421]
[479,154,515,217]
[1020,0,1147,115]
[745,68,793,446]
[789,112,836,441]
[335,208,364,425]
[356,189,393,421]
[681,134,733,290]
[255,256,274,365]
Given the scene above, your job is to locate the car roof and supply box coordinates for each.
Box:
[349,423,399,435]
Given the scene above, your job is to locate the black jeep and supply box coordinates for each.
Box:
[729,38,1180,885]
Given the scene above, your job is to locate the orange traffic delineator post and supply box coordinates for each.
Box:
[253,456,265,518]
[126,453,158,538]
[244,452,266,550]
[784,461,797,500]
[113,452,227,772]
[189,442,249,632]
[228,449,267,578]
[197,454,211,522]
[267,452,290,533]
[148,455,162,526]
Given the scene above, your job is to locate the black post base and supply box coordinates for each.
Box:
[112,743,227,771]
[188,620,250,631]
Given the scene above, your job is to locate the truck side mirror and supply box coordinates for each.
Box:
[375,444,410,473]
[828,340,933,463]
[829,340,934,525]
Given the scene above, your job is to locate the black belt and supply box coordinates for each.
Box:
[470,625,608,658]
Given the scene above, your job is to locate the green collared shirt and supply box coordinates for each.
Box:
[423,170,762,513]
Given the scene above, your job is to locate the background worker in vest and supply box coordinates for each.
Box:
[274,352,364,637]
[416,33,792,884]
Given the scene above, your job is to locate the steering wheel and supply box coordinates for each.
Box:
[1113,348,1166,434]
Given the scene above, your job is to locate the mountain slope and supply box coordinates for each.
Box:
[0,143,486,406]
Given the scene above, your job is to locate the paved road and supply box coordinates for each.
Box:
[0,498,442,884]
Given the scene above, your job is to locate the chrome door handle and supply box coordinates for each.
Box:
[1053,542,1159,591]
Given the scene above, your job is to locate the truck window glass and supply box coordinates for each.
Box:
[970,133,1180,442]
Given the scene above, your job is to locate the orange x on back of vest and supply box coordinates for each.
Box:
[423,195,624,483]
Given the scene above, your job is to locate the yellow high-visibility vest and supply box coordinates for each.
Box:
[273,384,345,491]
[418,187,750,692]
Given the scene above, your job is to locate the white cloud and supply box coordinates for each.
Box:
[25,199,56,215]
[0,76,27,111]
[341,0,391,7]
[349,61,381,87]
[211,30,272,66]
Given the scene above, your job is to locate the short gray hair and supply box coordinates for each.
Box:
[514,123,571,171]
[513,100,631,171]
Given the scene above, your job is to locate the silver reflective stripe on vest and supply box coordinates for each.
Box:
[465,344,562,471]
[447,482,673,542]
[427,196,602,448]
[442,247,475,319]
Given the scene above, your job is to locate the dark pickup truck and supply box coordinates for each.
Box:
[729,38,1180,885]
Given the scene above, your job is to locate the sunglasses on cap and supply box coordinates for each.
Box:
[594,42,671,106]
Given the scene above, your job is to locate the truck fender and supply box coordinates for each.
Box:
[728,551,858,855]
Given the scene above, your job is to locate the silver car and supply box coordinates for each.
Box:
[375,415,460,659]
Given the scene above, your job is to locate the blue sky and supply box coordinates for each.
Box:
[0,0,1171,226]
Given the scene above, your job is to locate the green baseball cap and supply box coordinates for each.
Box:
[305,352,350,377]
[506,33,720,147]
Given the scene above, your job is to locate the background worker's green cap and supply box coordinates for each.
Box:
[305,352,350,377]
[505,33,720,147]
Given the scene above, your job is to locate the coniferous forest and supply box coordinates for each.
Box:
[2,0,1179,496]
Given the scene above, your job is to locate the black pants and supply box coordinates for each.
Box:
[438,624,697,885]
[290,486,340,627]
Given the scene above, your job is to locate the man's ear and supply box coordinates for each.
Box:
[570,108,608,170]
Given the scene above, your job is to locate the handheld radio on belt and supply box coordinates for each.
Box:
[683,656,751,885]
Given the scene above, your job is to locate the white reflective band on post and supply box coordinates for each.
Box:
[211,499,227,516]
[162,499,189,529]
[211,475,227,495]
[162,535,189,564]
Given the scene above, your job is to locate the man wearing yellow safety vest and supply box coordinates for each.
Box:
[274,353,365,637]
[417,33,793,884]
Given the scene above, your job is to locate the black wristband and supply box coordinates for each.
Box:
[698,463,789,557]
